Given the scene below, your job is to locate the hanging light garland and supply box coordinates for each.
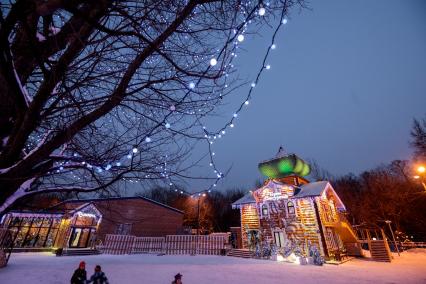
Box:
[51,2,290,199]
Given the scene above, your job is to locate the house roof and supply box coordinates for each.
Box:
[294,181,329,198]
[231,192,256,207]
[51,196,184,214]
[232,180,346,210]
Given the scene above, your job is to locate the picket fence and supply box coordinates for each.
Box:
[101,234,226,255]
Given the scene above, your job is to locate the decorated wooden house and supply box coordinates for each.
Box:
[232,148,360,261]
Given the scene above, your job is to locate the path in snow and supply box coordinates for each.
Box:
[1,249,426,283]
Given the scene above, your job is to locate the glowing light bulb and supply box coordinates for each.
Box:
[237,34,245,42]
[251,82,256,87]
[189,82,195,89]
[116,162,121,167]
[271,44,276,50]
[258,7,266,16]
[165,123,171,129]
[230,123,234,128]
[210,58,217,66]
[245,100,249,105]
[132,147,138,153]
[233,113,238,118]
[145,137,151,143]
[266,65,271,70]
[282,18,288,24]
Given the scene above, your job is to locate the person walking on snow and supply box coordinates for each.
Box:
[88,265,109,284]
[71,261,87,284]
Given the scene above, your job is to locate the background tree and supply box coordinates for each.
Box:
[410,116,426,161]
[333,160,426,241]
[0,0,300,212]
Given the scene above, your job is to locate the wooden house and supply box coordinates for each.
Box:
[232,148,359,261]
[0,196,183,251]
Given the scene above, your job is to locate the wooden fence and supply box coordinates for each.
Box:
[102,234,135,255]
[102,234,226,255]
[165,235,225,255]
[132,237,165,254]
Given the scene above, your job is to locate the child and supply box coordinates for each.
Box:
[172,273,183,284]
[71,261,87,284]
[88,265,109,284]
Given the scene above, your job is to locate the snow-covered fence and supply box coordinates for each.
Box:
[102,234,226,255]
[102,234,136,255]
[132,237,165,254]
[165,235,226,255]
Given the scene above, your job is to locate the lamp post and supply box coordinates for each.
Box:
[385,220,400,256]
[197,196,201,236]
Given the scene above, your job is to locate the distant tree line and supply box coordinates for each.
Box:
[330,116,426,241]
[138,186,245,234]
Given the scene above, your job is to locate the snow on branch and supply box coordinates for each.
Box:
[0,177,35,213]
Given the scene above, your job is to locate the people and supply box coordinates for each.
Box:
[172,273,183,284]
[88,265,109,284]
[71,261,87,284]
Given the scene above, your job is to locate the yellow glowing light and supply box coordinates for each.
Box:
[417,166,425,173]
[414,175,420,179]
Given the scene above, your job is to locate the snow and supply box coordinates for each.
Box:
[36,32,46,42]
[49,25,61,35]
[1,249,426,283]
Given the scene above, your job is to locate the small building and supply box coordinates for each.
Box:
[232,148,359,261]
[0,196,183,251]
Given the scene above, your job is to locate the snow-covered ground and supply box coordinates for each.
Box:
[1,249,426,283]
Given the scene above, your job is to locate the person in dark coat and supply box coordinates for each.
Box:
[88,265,109,284]
[71,261,87,284]
[172,273,183,284]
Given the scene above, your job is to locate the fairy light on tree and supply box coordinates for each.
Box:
[0,0,298,211]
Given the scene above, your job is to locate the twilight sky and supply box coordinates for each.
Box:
[186,0,426,192]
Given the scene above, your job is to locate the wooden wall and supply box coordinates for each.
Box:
[65,198,183,242]
[240,205,260,249]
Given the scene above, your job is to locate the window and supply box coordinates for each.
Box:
[115,223,132,235]
[287,201,295,215]
[261,204,269,217]
[6,216,61,248]
[273,231,286,248]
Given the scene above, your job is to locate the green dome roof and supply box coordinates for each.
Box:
[258,153,311,178]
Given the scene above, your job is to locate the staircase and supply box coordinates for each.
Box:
[59,248,101,256]
[226,249,253,258]
[370,240,392,262]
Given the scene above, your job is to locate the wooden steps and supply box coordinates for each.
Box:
[226,249,253,258]
[58,249,101,256]
[370,240,392,262]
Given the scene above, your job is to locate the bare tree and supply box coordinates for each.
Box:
[0,0,301,212]
[410,116,426,161]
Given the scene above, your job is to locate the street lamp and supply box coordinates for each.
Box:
[414,164,426,191]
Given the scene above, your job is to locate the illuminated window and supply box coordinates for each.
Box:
[287,201,295,215]
[262,204,269,217]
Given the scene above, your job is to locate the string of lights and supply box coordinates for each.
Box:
[47,3,291,199]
